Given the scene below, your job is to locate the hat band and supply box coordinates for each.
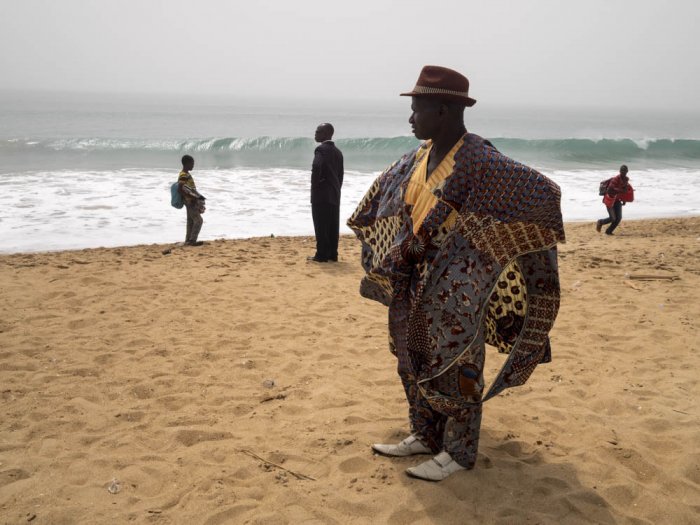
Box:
[412,85,470,98]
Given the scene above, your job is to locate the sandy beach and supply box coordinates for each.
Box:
[1,217,698,524]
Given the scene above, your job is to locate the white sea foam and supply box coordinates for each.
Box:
[547,168,700,221]
[2,94,699,253]
[1,167,698,253]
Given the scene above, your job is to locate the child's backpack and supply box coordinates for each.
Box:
[598,178,612,196]
[170,182,184,209]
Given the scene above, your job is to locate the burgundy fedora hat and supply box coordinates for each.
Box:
[401,65,476,107]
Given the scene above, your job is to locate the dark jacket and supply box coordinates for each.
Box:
[311,141,344,205]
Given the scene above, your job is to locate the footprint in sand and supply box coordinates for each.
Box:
[0,468,30,487]
[338,456,373,474]
[174,429,233,447]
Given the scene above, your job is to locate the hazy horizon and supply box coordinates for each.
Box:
[2,0,699,112]
[4,87,700,117]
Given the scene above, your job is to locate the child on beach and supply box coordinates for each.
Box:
[178,155,206,246]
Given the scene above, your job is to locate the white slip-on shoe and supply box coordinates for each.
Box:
[371,435,432,457]
[405,451,466,481]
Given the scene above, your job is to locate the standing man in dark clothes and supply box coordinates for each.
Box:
[308,123,344,262]
[178,154,206,246]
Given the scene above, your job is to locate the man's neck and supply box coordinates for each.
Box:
[430,124,467,157]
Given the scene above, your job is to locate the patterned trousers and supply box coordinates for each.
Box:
[185,201,204,243]
[392,296,485,469]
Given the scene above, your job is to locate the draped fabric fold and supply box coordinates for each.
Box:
[348,133,565,412]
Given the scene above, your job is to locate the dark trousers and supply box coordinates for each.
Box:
[599,200,623,234]
[311,202,339,261]
[185,201,203,243]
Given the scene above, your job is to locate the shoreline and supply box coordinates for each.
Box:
[2,215,700,256]
[1,217,698,523]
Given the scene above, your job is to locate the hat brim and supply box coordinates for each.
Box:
[400,91,476,107]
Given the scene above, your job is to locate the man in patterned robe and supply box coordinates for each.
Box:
[347,66,565,481]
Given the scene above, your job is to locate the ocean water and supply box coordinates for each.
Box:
[2,91,699,253]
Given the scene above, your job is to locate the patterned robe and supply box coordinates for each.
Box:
[348,133,565,415]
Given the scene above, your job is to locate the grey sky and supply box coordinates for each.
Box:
[1,0,698,109]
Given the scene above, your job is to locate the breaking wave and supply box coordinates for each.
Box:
[3,136,700,170]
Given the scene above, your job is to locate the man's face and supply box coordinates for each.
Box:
[409,97,442,140]
[315,125,332,143]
